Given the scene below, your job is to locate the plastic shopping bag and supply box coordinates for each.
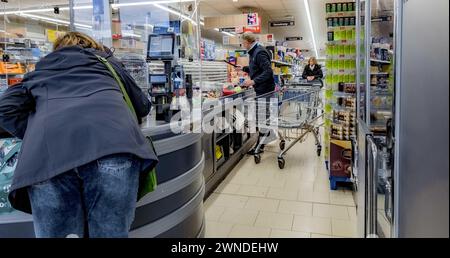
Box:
[0,138,21,214]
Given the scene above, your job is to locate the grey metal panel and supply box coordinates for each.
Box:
[137,153,204,206]
[153,133,203,156]
[396,0,449,238]
[355,120,372,237]
[129,178,205,238]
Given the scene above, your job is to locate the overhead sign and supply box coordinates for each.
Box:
[247,13,259,26]
[243,16,262,33]
[286,37,303,41]
[270,21,295,27]
[219,27,237,33]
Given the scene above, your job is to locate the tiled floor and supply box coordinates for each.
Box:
[204,134,357,238]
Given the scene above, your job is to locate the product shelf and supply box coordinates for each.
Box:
[326,11,356,18]
[370,59,391,64]
[327,26,356,31]
[327,40,356,45]
[271,60,293,66]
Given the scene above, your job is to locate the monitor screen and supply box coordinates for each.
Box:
[149,74,167,84]
[147,33,175,60]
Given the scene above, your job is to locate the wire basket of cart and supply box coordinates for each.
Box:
[247,79,323,169]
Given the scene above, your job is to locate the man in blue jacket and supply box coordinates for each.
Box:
[240,33,275,155]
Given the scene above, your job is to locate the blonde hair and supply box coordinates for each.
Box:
[308,57,318,65]
[241,32,257,43]
[53,31,105,51]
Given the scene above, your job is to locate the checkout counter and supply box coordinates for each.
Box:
[0,117,205,238]
[201,89,258,197]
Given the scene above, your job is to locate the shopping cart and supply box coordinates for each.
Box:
[248,80,323,169]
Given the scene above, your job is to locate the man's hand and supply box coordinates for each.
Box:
[306,76,315,81]
[243,79,255,87]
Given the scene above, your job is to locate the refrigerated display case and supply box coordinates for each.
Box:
[355,0,449,238]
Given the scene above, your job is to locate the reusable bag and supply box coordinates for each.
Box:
[0,139,21,214]
[96,55,158,200]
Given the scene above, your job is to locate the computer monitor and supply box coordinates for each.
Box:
[147,33,175,60]
[149,74,168,84]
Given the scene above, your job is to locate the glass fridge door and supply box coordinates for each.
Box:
[369,0,396,238]
[357,0,368,122]
[369,0,395,137]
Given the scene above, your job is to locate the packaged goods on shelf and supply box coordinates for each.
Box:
[202,81,223,99]
[0,62,25,75]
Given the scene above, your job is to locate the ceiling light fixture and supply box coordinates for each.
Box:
[153,3,197,26]
[18,13,92,29]
[111,0,193,8]
[221,31,235,37]
[303,0,319,58]
[1,5,93,15]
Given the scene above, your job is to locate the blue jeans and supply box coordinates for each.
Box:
[27,154,141,238]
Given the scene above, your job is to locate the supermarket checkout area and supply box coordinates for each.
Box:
[0,32,258,237]
[0,88,258,238]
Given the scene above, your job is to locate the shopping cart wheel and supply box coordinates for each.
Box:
[254,154,261,164]
[279,140,286,150]
[317,145,322,157]
[278,158,286,169]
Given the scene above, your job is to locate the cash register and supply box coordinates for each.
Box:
[147,33,193,122]
[147,33,175,122]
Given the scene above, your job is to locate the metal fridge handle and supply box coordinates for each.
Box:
[384,179,393,223]
[350,136,358,183]
[366,135,379,237]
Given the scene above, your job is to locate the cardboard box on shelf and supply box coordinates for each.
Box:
[330,139,352,178]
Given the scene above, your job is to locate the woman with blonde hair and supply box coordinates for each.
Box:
[302,56,323,81]
[0,32,157,238]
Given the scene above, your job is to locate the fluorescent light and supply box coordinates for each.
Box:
[153,3,197,26]
[123,32,141,38]
[18,13,92,29]
[0,5,92,15]
[303,0,319,58]
[111,0,193,8]
[214,28,220,31]
[2,8,54,15]
[61,5,93,11]
[221,31,235,37]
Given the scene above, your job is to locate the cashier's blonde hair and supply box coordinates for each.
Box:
[53,31,105,51]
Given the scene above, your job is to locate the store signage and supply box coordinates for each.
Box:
[243,17,261,33]
[247,13,259,26]
[286,37,302,41]
[220,27,237,33]
[270,20,295,27]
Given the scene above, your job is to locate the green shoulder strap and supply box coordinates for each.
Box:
[95,55,137,118]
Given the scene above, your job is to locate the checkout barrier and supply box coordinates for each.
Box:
[0,121,205,238]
